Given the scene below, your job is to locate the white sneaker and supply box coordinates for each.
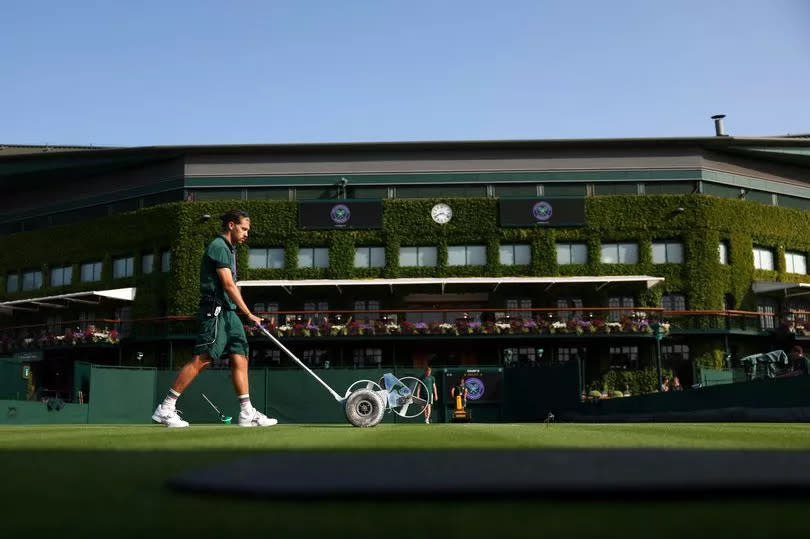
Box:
[239,408,278,427]
[152,404,189,428]
[425,417,430,424]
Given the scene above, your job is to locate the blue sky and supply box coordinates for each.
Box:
[2,0,808,146]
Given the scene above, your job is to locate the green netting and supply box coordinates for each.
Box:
[88,366,156,424]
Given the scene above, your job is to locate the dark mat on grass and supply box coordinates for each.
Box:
[169,449,810,499]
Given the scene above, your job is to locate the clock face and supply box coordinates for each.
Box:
[431,203,453,224]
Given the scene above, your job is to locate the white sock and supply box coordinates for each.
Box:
[162,389,180,409]
[239,394,252,412]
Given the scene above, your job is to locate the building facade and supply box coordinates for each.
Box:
[2,134,810,402]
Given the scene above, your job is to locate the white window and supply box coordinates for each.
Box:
[46,315,63,334]
[609,345,639,368]
[7,273,19,293]
[354,300,381,316]
[752,247,774,270]
[249,248,285,269]
[142,253,155,275]
[354,247,385,268]
[506,299,532,319]
[298,247,329,268]
[161,250,171,272]
[499,244,531,265]
[254,302,279,325]
[785,251,807,275]
[22,270,43,291]
[662,344,690,361]
[662,293,686,311]
[556,298,583,320]
[601,242,638,264]
[718,241,729,265]
[50,266,73,287]
[303,301,329,322]
[113,256,134,279]
[652,241,684,264]
[399,246,437,267]
[757,299,777,329]
[556,243,588,265]
[608,296,635,321]
[80,262,102,283]
[352,348,382,368]
[447,245,486,266]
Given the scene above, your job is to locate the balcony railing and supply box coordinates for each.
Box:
[0,308,774,352]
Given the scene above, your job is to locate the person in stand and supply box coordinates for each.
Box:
[152,209,277,428]
[452,376,469,409]
[416,366,439,424]
[671,376,683,391]
[660,376,670,392]
[789,345,810,375]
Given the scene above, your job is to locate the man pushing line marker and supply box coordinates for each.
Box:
[152,209,277,428]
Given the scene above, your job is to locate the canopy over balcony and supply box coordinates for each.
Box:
[0,287,137,315]
[751,280,810,298]
[239,275,665,295]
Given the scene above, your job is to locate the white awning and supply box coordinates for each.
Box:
[239,276,664,294]
[0,287,137,314]
[752,280,810,297]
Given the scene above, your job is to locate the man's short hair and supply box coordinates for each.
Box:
[220,209,250,231]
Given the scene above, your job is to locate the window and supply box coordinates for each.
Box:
[662,344,690,362]
[593,182,638,195]
[46,315,63,334]
[249,248,285,269]
[757,298,777,329]
[142,253,155,275]
[652,241,684,264]
[601,243,638,264]
[50,265,73,287]
[608,296,635,321]
[752,246,774,270]
[6,273,19,293]
[253,302,279,325]
[395,185,486,198]
[506,299,532,320]
[785,251,807,275]
[113,256,134,279]
[354,300,381,318]
[556,347,583,364]
[543,184,586,196]
[80,262,102,283]
[303,302,329,324]
[493,184,539,197]
[161,250,171,272]
[353,348,382,368]
[303,348,329,367]
[298,247,329,268]
[556,298,583,320]
[499,244,531,265]
[644,181,695,195]
[609,345,639,369]
[22,270,43,291]
[399,246,437,267]
[718,241,729,265]
[503,347,540,366]
[447,245,486,266]
[556,243,588,265]
[354,247,385,268]
[662,293,686,311]
[115,306,132,338]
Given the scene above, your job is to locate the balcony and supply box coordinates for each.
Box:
[0,308,775,352]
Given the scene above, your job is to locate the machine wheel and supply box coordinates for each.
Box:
[344,379,382,399]
[344,389,385,427]
[390,376,430,418]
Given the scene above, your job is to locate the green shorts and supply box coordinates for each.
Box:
[193,309,249,359]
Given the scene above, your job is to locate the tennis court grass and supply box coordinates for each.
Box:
[2,423,809,538]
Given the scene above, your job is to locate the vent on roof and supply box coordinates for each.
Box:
[711,114,728,136]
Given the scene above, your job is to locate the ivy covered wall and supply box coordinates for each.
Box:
[3,195,810,318]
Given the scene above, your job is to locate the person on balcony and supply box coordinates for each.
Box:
[151,209,277,428]
[789,345,809,375]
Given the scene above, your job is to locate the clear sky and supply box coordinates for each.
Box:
[2,0,808,146]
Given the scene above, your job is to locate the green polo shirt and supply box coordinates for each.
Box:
[200,236,237,310]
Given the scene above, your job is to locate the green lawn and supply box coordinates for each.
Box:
[2,423,809,538]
